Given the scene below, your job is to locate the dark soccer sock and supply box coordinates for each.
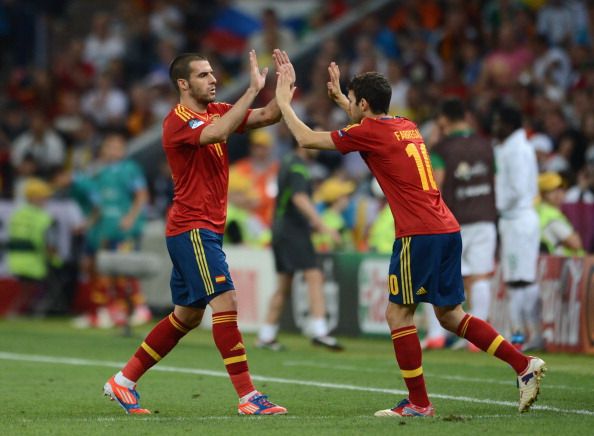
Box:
[212,311,255,398]
[122,312,191,382]
[457,314,529,374]
[391,326,430,407]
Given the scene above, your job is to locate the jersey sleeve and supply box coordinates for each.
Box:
[163,113,209,148]
[331,122,375,154]
[211,102,252,134]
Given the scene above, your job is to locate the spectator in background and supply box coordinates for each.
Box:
[52,39,95,95]
[312,177,355,252]
[126,83,156,137]
[53,90,84,145]
[149,0,184,50]
[124,14,159,81]
[10,111,66,185]
[387,60,410,117]
[537,172,583,256]
[225,171,270,247]
[366,177,393,254]
[349,34,389,78]
[81,73,129,129]
[83,12,125,73]
[230,129,279,229]
[248,8,296,66]
[493,105,540,351]
[528,131,554,172]
[478,22,534,94]
[77,131,151,328]
[70,116,102,172]
[563,146,594,252]
[6,178,59,316]
[537,0,578,46]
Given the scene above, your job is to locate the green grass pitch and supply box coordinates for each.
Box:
[1,318,593,435]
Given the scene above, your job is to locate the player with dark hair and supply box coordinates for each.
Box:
[256,138,343,351]
[103,49,294,415]
[430,97,498,351]
[273,62,546,417]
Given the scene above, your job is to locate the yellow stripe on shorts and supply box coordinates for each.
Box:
[190,229,214,295]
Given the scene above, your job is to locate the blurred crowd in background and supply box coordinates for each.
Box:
[2,0,594,324]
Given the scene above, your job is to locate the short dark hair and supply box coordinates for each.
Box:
[347,72,392,114]
[169,53,207,91]
[439,98,466,122]
[495,104,523,131]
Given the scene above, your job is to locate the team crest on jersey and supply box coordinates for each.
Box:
[188,119,204,129]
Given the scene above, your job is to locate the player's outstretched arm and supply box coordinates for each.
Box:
[244,49,296,129]
[275,65,336,151]
[327,62,351,117]
[199,50,266,145]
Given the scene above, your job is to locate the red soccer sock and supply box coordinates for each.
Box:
[391,326,430,407]
[457,314,529,374]
[122,312,191,382]
[212,311,255,398]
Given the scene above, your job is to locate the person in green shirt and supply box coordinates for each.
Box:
[312,177,355,252]
[6,178,58,315]
[537,172,584,256]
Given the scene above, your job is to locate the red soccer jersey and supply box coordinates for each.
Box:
[331,116,460,238]
[162,103,251,236]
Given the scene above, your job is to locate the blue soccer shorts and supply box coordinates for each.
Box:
[388,232,465,307]
[166,228,235,309]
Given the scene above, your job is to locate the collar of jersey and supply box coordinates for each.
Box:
[178,104,209,121]
[447,129,474,138]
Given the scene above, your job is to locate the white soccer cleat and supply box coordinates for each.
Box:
[517,356,547,412]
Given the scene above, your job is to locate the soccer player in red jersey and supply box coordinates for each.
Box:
[103,49,294,415]
[274,62,546,416]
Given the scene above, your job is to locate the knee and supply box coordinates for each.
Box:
[176,312,201,329]
[173,306,203,328]
[437,314,455,331]
[436,306,463,332]
[385,304,414,330]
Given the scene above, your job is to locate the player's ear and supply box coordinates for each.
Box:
[177,78,188,91]
[359,98,369,112]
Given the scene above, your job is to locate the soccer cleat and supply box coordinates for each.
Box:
[311,336,344,351]
[255,339,285,351]
[420,336,446,350]
[238,393,287,415]
[374,398,435,417]
[103,376,151,414]
[517,356,547,413]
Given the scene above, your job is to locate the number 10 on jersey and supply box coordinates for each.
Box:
[404,142,437,191]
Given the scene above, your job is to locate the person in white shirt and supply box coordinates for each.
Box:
[492,105,541,351]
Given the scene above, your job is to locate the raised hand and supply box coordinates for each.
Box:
[248,49,268,93]
[275,64,296,107]
[327,62,343,101]
[273,49,296,88]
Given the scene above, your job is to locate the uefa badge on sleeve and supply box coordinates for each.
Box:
[189,119,204,129]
